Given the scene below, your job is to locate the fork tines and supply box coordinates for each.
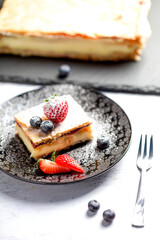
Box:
[137,135,153,159]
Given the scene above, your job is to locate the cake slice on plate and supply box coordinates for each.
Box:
[0,0,151,61]
[15,95,93,160]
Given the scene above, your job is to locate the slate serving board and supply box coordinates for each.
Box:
[0,0,160,95]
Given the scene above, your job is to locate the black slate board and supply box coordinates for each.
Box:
[0,0,160,95]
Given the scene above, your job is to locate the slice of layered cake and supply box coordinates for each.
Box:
[15,95,93,160]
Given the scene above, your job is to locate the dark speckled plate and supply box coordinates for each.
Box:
[0,84,132,184]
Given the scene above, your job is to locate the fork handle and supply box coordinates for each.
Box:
[132,169,146,227]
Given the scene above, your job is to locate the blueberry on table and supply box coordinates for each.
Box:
[103,209,115,222]
[58,64,71,78]
[88,200,100,212]
[40,120,54,134]
[30,116,42,128]
[97,136,110,150]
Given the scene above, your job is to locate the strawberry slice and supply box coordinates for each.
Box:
[55,154,84,173]
[38,159,71,174]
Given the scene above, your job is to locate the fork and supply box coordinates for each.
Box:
[132,135,153,227]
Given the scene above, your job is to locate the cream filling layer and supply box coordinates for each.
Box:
[0,34,140,58]
[15,123,92,160]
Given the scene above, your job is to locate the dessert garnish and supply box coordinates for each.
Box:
[38,159,71,174]
[43,93,69,123]
[30,116,42,128]
[40,120,54,134]
[37,152,84,174]
[97,136,110,150]
[55,154,84,173]
[58,64,71,79]
[103,209,116,222]
[88,200,100,212]
[29,116,54,134]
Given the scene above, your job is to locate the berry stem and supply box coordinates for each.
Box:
[44,93,57,102]
[52,93,57,99]
[51,151,58,161]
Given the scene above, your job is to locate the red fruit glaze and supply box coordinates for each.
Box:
[55,154,84,173]
[43,97,68,123]
[39,159,71,174]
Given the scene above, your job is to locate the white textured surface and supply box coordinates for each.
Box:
[0,82,160,240]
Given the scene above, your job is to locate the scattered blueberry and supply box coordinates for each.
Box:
[88,200,100,212]
[103,209,115,222]
[97,136,110,150]
[40,120,54,134]
[30,116,42,128]
[58,64,71,78]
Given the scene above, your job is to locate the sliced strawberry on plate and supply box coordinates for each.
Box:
[38,159,71,174]
[55,154,84,173]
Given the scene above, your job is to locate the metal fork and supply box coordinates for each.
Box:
[132,135,153,227]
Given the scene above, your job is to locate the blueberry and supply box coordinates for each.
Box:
[30,116,42,128]
[103,209,115,222]
[40,120,54,134]
[88,200,100,212]
[58,64,70,78]
[97,136,110,150]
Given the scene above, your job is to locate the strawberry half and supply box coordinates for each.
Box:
[38,159,71,174]
[43,94,68,123]
[55,154,84,173]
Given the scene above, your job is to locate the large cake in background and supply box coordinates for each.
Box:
[0,0,151,61]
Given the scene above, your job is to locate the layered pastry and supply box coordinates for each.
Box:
[15,95,93,160]
[0,0,151,61]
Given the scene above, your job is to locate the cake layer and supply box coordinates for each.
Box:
[15,123,92,160]
[0,34,142,61]
[0,0,151,61]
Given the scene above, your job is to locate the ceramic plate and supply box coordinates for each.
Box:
[0,84,132,184]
